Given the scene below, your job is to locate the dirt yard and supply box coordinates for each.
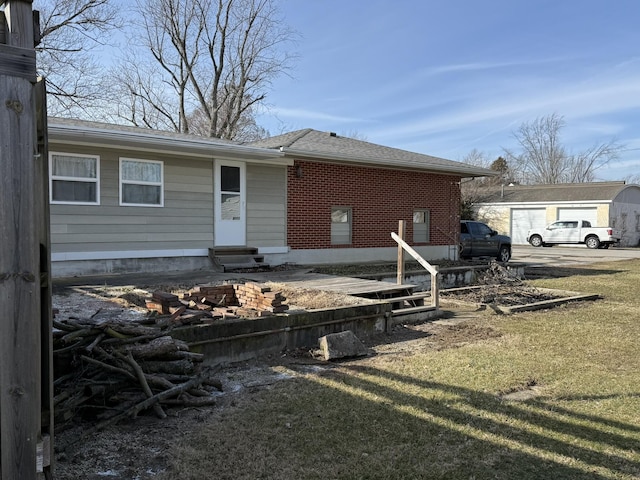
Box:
[53,308,496,480]
[52,263,555,479]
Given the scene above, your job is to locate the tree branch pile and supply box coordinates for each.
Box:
[52,281,288,442]
[53,315,221,442]
[442,261,558,307]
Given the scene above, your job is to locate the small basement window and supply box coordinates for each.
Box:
[120,158,164,207]
[331,207,352,245]
[50,152,100,205]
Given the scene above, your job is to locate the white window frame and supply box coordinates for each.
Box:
[49,152,100,205]
[331,206,352,245]
[413,209,430,243]
[119,158,164,207]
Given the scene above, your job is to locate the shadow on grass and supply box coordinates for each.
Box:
[524,266,626,280]
[161,361,640,480]
[325,364,640,479]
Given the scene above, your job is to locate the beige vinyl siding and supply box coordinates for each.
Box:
[246,164,286,247]
[49,144,214,254]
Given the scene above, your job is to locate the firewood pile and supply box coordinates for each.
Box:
[53,281,289,443]
[53,315,219,442]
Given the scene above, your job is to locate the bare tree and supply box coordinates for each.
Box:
[504,113,622,184]
[459,149,502,219]
[34,0,120,116]
[114,0,296,141]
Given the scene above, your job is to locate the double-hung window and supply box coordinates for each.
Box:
[331,207,352,245]
[413,209,430,243]
[120,158,164,207]
[49,152,99,204]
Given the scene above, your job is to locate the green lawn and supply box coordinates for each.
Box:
[159,259,640,479]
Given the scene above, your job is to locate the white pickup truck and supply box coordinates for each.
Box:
[527,220,621,249]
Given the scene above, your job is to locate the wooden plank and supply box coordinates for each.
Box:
[397,220,405,284]
[283,274,417,297]
[1,2,41,478]
[35,78,54,475]
[0,44,36,81]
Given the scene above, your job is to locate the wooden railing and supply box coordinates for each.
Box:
[391,220,439,309]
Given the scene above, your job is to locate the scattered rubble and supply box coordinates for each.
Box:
[442,261,558,307]
[145,282,289,325]
[53,281,290,448]
[318,330,369,360]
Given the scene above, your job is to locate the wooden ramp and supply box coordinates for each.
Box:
[282,273,438,320]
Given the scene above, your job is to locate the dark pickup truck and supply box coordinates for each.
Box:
[460,220,512,262]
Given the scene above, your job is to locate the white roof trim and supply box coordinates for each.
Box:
[49,121,292,165]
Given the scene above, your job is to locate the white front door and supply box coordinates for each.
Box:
[214,160,246,246]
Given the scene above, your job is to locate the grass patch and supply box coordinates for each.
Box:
[158,260,640,479]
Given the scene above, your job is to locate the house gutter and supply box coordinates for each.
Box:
[49,121,292,165]
[279,147,496,177]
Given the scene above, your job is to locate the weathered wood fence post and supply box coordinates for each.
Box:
[0,1,52,478]
[396,220,405,284]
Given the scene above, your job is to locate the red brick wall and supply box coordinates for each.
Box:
[287,160,462,249]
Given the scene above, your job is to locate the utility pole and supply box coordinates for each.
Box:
[0,1,52,479]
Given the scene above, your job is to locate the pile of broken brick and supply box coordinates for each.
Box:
[146,282,289,326]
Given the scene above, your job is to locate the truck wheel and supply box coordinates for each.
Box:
[585,236,600,249]
[529,235,543,247]
[497,245,511,262]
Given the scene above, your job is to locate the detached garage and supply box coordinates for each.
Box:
[475,182,640,247]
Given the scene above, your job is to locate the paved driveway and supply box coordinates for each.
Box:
[512,244,640,266]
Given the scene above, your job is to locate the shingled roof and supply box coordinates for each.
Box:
[49,117,287,162]
[249,129,495,178]
[480,181,632,203]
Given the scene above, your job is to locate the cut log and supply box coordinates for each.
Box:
[122,336,189,359]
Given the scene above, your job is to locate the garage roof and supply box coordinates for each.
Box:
[480,181,633,203]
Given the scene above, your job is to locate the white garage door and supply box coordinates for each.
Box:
[511,208,547,244]
[557,207,598,226]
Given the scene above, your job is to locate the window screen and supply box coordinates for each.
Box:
[50,153,99,204]
[413,209,430,243]
[331,207,352,245]
[120,158,163,206]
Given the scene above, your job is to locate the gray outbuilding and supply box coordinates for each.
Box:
[474,182,640,247]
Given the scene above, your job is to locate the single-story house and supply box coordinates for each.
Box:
[249,129,492,265]
[48,119,494,277]
[474,182,640,246]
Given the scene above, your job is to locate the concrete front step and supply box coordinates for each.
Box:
[208,247,266,271]
[220,261,265,271]
[214,254,265,264]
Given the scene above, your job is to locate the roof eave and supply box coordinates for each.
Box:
[49,121,290,164]
[280,147,495,177]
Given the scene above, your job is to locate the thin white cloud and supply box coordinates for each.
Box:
[371,73,640,142]
[424,57,572,76]
[265,107,366,124]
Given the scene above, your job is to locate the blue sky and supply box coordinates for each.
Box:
[255,0,640,181]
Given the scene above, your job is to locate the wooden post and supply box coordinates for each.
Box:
[396,220,405,284]
[0,1,49,479]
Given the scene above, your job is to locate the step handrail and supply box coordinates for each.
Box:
[391,232,439,309]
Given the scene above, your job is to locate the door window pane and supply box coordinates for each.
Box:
[221,166,240,192]
[221,194,241,220]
